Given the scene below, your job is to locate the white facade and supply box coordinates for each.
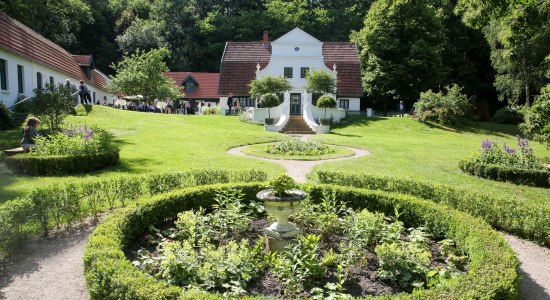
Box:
[0,49,111,108]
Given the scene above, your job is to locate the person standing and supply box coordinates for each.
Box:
[79,80,91,104]
[227,93,233,115]
[398,100,405,117]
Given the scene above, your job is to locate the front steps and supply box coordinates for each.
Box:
[280,115,315,134]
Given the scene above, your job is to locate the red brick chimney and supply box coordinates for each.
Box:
[263,31,269,47]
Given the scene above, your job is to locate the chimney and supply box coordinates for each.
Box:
[263,31,269,47]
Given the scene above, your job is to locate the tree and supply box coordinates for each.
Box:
[249,76,292,98]
[456,0,550,106]
[259,93,280,120]
[353,0,447,114]
[316,95,337,119]
[305,69,336,95]
[33,84,74,132]
[520,94,550,148]
[108,48,181,103]
[116,18,168,54]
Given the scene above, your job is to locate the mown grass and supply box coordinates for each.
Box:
[1,109,548,206]
[313,116,550,205]
[0,106,285,202]
[241,142,355,160]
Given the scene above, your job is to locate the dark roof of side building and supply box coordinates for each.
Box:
[163,72,220,99]
[0,12,108,91]
[218,40,363,97]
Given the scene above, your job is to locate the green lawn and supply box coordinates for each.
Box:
[1,108,548,205]
[0,106,285,202]
[314,116,550,204]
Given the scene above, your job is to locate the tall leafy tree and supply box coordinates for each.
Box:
[456,0,550,106]
[0,0,93,49]
[116,18,168,54]
[353,0,447,113]
[249,76,292,98]
[108,48,181,103]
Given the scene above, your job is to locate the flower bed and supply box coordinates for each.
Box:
[5,126,119,175]
[84,183,519,299]
[459,137,549,187]
[241,138,354,161]
[317,171,550,245]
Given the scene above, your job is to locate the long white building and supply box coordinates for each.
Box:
[0,12,110,108]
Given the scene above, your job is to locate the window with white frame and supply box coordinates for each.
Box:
[17,65,24,93]
[0,59,7,91]
[339,99,349,109]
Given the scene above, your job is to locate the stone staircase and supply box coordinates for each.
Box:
[280,115,315,134]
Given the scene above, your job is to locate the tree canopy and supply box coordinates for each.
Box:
[107,48,181,103]
[249,76,292,98]
[305,69,336,95]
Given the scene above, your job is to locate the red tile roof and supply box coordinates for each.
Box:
[217,40,363,97]
[72,55,92,66]
[163,72,220,99]
[218,42,271,96]
[323,43,363,97]
[0,12,108,91]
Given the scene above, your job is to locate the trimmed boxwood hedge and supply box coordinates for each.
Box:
[0,169,267,262]
[317,171,550,246]
[5,148,120,175]
[459,160,550,187]
[84,183,520,299]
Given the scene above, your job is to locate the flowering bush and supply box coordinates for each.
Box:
[266,138,335,156]
[470,136,544,170]
[30,125,114,157]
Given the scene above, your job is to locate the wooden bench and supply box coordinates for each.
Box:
[3,147,26,157]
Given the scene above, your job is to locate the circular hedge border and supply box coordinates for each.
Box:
[84,183,520,300]
[459,160,550,187]
[5,148,120,176]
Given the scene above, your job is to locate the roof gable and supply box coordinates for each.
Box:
[163,72,219,99]
[273,28,321,44]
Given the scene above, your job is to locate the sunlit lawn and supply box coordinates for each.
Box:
[1,107,548,206]
[314,116,550,205]
[0,106,284,202]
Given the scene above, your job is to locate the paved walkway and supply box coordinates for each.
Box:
[0,140,548,299]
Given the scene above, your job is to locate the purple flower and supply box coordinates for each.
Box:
[503,143,515,154]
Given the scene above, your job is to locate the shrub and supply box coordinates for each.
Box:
[32,83,74,132]
[520,94,550,149]
[0,169,267,262]
[11,94,34,114]
[459,160,550,187]
[492,106,523,124]
[83,183,519,299]
[414,84,472,125]
[0,101,15,130]
[317,171,550,245]
[305,69,336,95]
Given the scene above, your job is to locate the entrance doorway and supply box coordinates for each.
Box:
[290,93,301,115]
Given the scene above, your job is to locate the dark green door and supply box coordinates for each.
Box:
[290,93,301,115]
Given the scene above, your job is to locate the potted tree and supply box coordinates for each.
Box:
[259,93,280,125]
[316,95,337,125]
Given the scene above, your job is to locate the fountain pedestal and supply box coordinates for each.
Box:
[257,189,306,252]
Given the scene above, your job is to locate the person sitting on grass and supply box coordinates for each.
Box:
[21,117,41,150]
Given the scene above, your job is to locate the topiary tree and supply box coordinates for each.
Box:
[249,76,292,98]
[316,95,337,119]
[259,93,280,121]
[33,83,74,132]
[305,69,335,95]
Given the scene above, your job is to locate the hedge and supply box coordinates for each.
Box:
[5,148,120,175]
[317,171,550,246]
[0,169,267,262]
[458,160,550,187]
[84,183,519,300]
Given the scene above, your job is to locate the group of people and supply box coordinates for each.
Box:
[65,79,92,105]
[226,93,241,115]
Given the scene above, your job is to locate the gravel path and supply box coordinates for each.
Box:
[0,139,547,299]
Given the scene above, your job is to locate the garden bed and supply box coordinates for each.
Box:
[241,141,354,161]
[84,183,519,299]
